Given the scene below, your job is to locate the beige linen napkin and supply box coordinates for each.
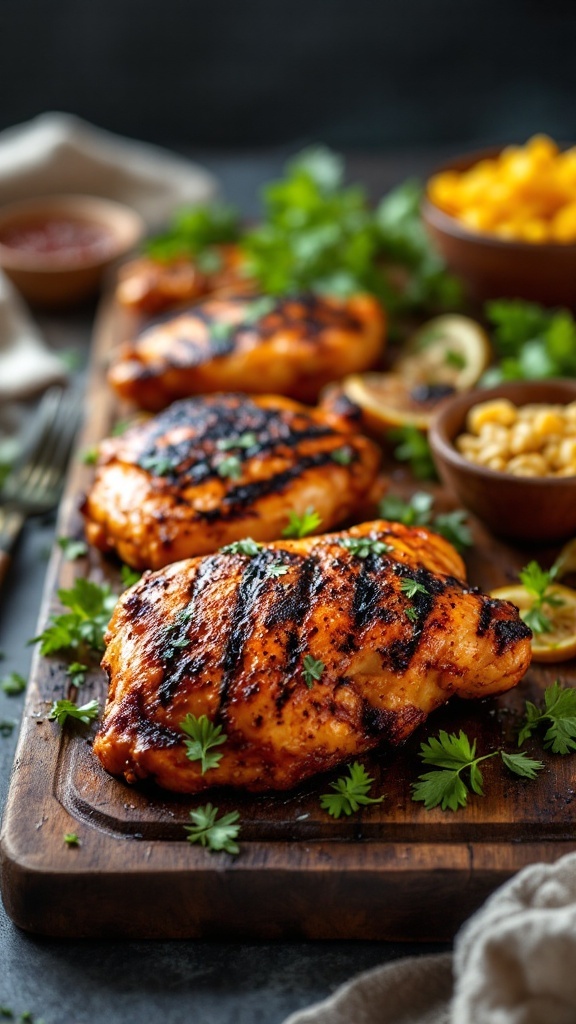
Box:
[0,112,217,412]
[282,852,576,1024]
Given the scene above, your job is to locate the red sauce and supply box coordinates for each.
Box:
[0,218,116,264]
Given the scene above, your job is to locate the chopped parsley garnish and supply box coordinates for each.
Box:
[111,419,132,437]
[0,720,15,737]
[482,299,576,385]
[180,714,227,774]
[220,538,263,556]
[209,321,234,345]
[331,446,355,466]
[66,662,88,687]
[120,565,142,589]
[57,536,88,561]
[48,699,100,726]
[138,452,176,476]
[378,492,472,553]
[518,681,576,753]
[412,730,543,812]
[432,510,473,552]
[400,578,430,599]
[302,654,325,688]
[444,349,467,369]
[216,432,258,452]
[31,578,117,656]
[184,803,240,855]
[282,507,322,538]
[146,202,241,262]
[80,447,98,466]
[0,672,26,696]
[388,426,438,481]
[337,536,392,559]
[518,561,563,634]
[405,606,418,623]
[241,296,277,324]
[64,832,80,847]
[216,454,242,480]
[320,762,384,818]
[267,564,289,578]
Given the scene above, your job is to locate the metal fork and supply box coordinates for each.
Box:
[0,386,83,587]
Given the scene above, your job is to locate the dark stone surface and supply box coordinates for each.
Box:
[0,154,451,1023]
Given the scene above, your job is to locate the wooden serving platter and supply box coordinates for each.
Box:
[1,297,576,939]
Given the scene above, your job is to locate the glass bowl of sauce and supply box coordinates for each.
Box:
[0,195,144,306]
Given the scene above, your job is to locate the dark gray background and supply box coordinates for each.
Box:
[0,0,575,150]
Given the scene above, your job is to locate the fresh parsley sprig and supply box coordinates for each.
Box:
[66,662,87,687]
[216,454,242,480]
[1,672,26,696]
[399,578,429,600]
[216,432,258,452]
[282,508,322,538]
[48,699,100,727]
[267,563,289,578]
[387,427,438,481]
[57,536,88,561]
[32,578,117,657]
[412,730,543,812]
[184,803,241,855]
[519,681,576,753]
[146,202,241,262]
[180,714,227,774]
[482,299,576,385]
[518,561,563,634]
[320,762,384,818]
[379,492,473,553]
[302,655,325,688]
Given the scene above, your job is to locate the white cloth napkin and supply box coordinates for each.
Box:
[282,852,576,1024]
[0,111,217,409]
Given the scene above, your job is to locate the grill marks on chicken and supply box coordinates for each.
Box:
[94,522,532,794]
[108,291,385,410]
[81,393,381,570]
[115,244,249,316]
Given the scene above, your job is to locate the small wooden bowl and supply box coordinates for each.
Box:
[0,194,144,307]
[428,379,576,544]
[422,147,576,308]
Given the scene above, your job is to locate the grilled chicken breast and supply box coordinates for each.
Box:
[115,244,249,316]
[94,521,532,794]
[108,291,385,410]
[82,393,381,570]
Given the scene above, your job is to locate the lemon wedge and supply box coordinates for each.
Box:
[490,582,576,662]
[395,314,492,391]
[341,372,451,433]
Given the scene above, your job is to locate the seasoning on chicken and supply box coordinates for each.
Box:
[107,291,386,410]
[81,393,382,570]
[94,520,532,794]
[115,244,250,316]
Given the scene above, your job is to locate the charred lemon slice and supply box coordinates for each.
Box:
[490,583,576,663]
[395,314,492,391]
[340,372,454,433]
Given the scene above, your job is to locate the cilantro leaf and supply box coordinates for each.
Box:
[337,536,392,559]
[220,538,263,556]
[500,750,544,779]
[320,762,384,818]
[48,699,100,726]
[302,654,325,688]
[57,537,88,561]
[0,672,26,696]
[282,507,322,538]
[518,681,576,753]
[184,803,240,855]
[180,714,227,774]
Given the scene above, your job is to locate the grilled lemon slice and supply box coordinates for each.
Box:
[396,314,492,391]
[490,582,576,663]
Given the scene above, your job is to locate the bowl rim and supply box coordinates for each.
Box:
[429,378,576,486]
[423,143,576,254]
[0,193,144,272]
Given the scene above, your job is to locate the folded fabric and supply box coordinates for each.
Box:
[281,852,576,1024]
[0,274,66,402]
[0,111,216,226]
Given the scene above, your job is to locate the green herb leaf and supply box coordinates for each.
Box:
[378,491,433,526]
[0,672,26,696]
[180,714,227,774]
[388,426,438,481]
[331,446,355,466]
[217,454,242,480]
[80,447,98,466]
[57,536,88,561]
[48,699,100,726]
[267,564,289,578]
[337,536,392,559]
[184,803,240,855]
[220,538,263,556]
[405,606,418,622]
[432,510,473,552]
[413,730,491,811]
[400,578,430,599]
[241,296,277,325]
[31,578,117,656]
[500,750,544,779]
[146,202,240,262]
[518,681,576,753]
[64,832,80,847]
[120,565,142,589]
[138,452,175,476]
[66,662,88,687]
[518,561,563,635]
[282,507,322,538]
[111,419,132,437]
[216,432,258,452]
[0,720,15,737]
[483,300,576,383]
[302,654,325,688]
[320,761,384,818]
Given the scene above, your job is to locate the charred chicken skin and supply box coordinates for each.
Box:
[115,244,250,316]
[94,521,532,794]
[82,393,381,571]
[108,291,385,410]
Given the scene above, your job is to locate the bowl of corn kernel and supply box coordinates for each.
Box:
[423,135,576,308]
[428,380,576,542]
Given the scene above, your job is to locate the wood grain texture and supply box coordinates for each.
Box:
[1,295,575,939]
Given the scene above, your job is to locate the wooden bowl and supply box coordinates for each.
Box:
[428,379,576,543]
[422,147,576,308]
[0,194,144,307]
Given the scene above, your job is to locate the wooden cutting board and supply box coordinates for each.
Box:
[1,297,575,939]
